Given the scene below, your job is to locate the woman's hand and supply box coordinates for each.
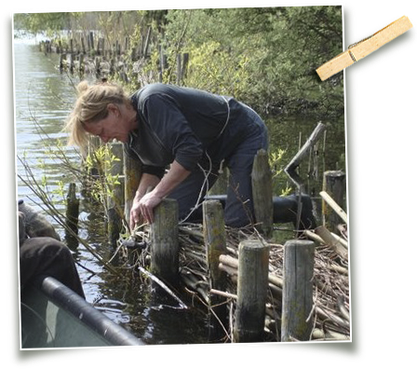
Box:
[137,190,163,224]
[129,198,143,231]
[129,190,162,229]
[129,174,161,230]
[130,191,162,230]
[129,161,191,230]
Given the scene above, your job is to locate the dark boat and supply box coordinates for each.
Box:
[20,276,143,348]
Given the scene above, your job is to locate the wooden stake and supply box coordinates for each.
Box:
[281,240,315,342]
[321,170,346,234]
[143,27,152,58]
[65,183,79,243]
[203,200,229,340]
[123,152,142,227]
[150,198,179,284]
[251,149,273,237]
[285,122,326,192]
[203,200,228,292]
[107,143,124,246]
[234,239,270,342]
[320,190,347,223]
[315,225,348,261]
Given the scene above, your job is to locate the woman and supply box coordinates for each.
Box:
[65,81,268,229]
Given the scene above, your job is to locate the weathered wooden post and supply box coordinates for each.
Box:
[143,27,152,58]
[65,183,79,245]
[281,239,315,342]
[57,40,62,54]
[182,53,189,80]
[88,31,95,55]
[203,200,228,340]
[123,152,142,227]
[234,239,270,342]
[46,40,51,53]
[69,53,74,74]
[124,37,129,54]
[322,170,346,232]
[151,198,179,284]
[107,143,124,246]
[175,53,189,85]
[285,122,327,194]
[94,56,101,77]
[176,54,182,84]
[59,53,66,73]
[98,38,105,56]
[208,167,228,195]
[79,53,85,75]
[251,149,273,237]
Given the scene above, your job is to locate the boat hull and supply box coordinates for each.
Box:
[20,276,143,348]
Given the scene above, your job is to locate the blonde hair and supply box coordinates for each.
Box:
[65,80,130,152]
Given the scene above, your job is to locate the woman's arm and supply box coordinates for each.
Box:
[135,173,161,199]
[153,160,191,198]
[129,161,191,229]
[129,173,161,230]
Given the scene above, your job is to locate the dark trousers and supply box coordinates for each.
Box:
[20,237,85,299]
[168,104,268,228]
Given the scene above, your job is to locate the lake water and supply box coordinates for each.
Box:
[14,40,346,345]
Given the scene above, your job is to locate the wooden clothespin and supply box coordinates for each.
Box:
[316,16,413,81]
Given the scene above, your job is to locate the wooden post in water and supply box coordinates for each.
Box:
[151,198,179,284]
[234,239,270,342]
[251,149,273,238]
[69,53,74,74]
[281,239,315,342]
[89,32,95,56]
[322,170,346,232]
[285,122,327,193]
[65,183,79,248]
[59,53,66,73]
[203,200,228,340]
[123,152,142,227]
[79,53,85,75]
[107,143,124,246]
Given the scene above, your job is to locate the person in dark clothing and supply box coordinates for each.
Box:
[18,201,85,298]
[65,82,268,228]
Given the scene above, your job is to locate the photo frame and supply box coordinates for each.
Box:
[4,3,415,365]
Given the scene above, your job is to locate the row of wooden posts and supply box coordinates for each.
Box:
[149,196,317,342]
[68,124,345,243]
[80,140,307,246]
[39,33,190,84]
[64,133,345,342]
[40,30,151,60]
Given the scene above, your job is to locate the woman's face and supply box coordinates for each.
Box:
[84,104,131,143]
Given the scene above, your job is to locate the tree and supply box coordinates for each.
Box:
[14,13,71,35]
[14,7,344,119]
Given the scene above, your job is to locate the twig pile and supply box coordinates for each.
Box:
[174,223,350,342]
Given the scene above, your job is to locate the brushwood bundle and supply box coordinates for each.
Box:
[129,222,350,342]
